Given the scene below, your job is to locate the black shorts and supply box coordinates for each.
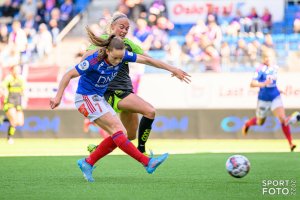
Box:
[4,95,22,112]
[104,90,132,113]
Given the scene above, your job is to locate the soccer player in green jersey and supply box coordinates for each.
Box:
[1,65,25,144]
[87,12,169,154]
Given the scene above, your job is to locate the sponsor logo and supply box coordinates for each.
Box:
[78,60,89,71]
[262,180,296,196]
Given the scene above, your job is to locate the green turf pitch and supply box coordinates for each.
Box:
[0,153,299,200]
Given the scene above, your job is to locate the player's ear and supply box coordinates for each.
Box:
[106,48,110,56]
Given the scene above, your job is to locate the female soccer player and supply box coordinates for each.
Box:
[242,56,296,152]
[87,12,166,154]
[50,28,190,182]
[1,65,25,144]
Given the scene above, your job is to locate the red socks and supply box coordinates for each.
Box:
[281,123,293,146]
[86,131,150,166]
[246,117,257,127]
[86,136,117,166]
[111,131,150,166]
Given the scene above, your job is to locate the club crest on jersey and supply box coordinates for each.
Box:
[97,62,105,70]
[78,60,89,70]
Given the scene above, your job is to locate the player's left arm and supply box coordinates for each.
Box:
[135,54,191,83]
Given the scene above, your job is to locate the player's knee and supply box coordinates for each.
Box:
[9,120,17,127]
[144,106,156,119]
[278,117,286,124]
[257,119,265,125]
[127,134,136,140]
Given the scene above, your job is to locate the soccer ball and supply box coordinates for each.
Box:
[226,155,250,178]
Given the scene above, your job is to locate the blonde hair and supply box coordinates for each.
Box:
[105,12,128,34]
[86,26,125,61]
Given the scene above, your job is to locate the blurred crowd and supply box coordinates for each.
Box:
[1,0,300,74]
[86,0,300,73]
[0,0,75,70]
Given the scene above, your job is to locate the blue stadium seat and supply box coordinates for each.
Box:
[287,33,300,50]
[169,36,186,46]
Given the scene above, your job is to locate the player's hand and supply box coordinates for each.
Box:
[50,96,61,109]
[264,78,272,87]
[171,68,191,84]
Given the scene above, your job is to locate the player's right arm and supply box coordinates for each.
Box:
[250,69,272,88]
[50,50,97,109]
[0,75,11,97]
[50,68,80,109]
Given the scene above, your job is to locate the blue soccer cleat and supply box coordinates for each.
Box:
[145,153,169,174]
[77,158,95,182]
[287,111,300,125]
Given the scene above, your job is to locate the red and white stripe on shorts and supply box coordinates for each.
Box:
[83,95,96,113]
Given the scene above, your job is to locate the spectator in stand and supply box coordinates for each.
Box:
[156,15,174,32]
[116,2,130,16]
[235,39,249,62]
[198,34,220,72]
[49,18,59,45]
[133,18,152,49]
[23,13,38,30]
[23,14,37,58]
[248,7,260,33]
[35,0,46,26]
[0,46,20,67]
[0,24,9,44]
[206,4,218,25]
[206,14,222,50]
[126,0,147,22]
[181,34,196,65]
[261,8,272,33]
[261,34,276,59]
[44,0,56,22]
[188,20,208,42]
[149,0,167,17]
[219,7,233,33]
[8,20,28,65]
[35,23,53,58]
[293,10,300,33]
[19,0,37,23]
[149,18,169,50]
[133,18,151,42]
[220,42,231,71]
[0,0,17,18]
[59,0,73,30]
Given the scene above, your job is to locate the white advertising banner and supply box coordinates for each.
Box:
[138,73,300,109]
[167,0,284,24]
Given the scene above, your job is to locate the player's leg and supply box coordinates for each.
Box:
[77,95,168,181]
[86,91,138,153]
[90,111,168,176]
[271,98,296,151]
[15,108,24,127]
[119,111,138,140]
[118,93,155,153]
[242,100,268,135]
[5,106,17,144]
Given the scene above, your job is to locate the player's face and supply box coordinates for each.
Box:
[263,57,271,66]
[12,66,21,76]
[106,48,125,66]
[111,18,129,39]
